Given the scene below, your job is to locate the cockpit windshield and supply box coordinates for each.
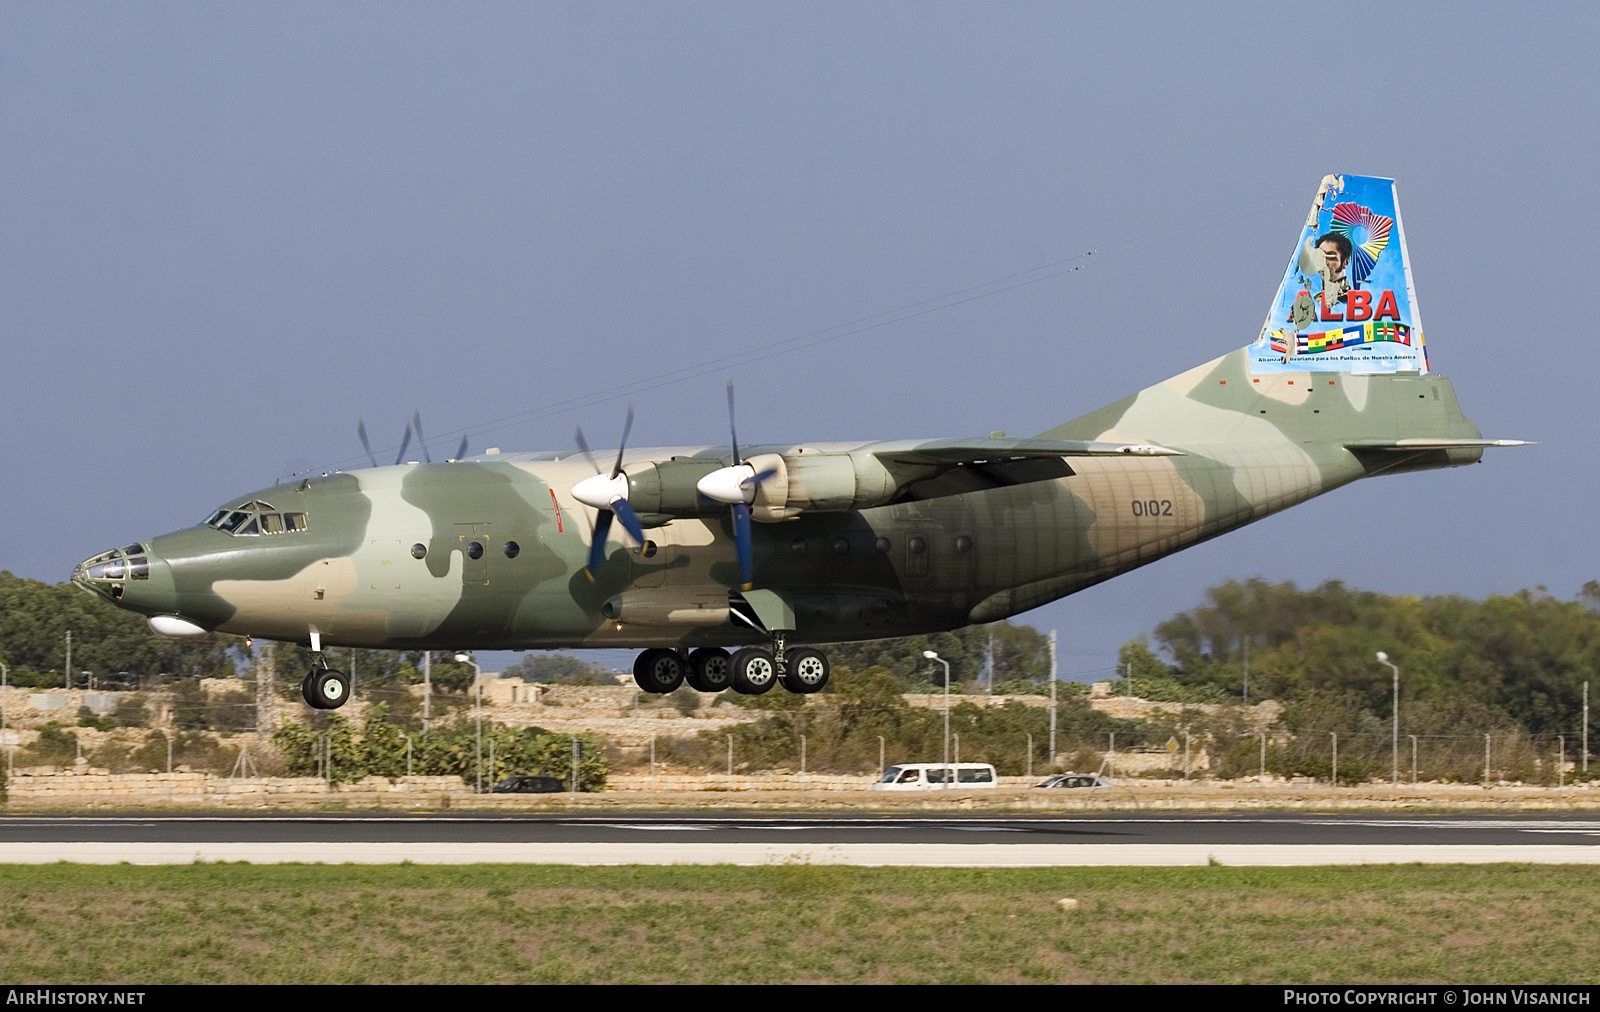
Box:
[202,499,308,536]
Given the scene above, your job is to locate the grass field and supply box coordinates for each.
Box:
[0,863,1595,984]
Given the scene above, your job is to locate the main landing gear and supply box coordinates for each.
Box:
[633,633,830,697]
[301,656,351,710]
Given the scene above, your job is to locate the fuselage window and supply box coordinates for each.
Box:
[411,543,428,559]
[790,538,808,555]
[503,541,520,559]
[283,512,308,532]
[908,535,927,555]
[260,513,285,535]
[832,537,850,555]
[875,537,892,554]
[466,541,484,560]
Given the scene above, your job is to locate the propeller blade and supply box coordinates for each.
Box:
[744,466,779,491]
[394,423,413,466]
[455,434,470,460]
[585,509,615,580]
[732,502,754,590]
[410,410,432,464]
[610,406,635,479]
[574,426,600,473]
[610,497,646,545]
[357,421,378,469]
[726,380,741,466]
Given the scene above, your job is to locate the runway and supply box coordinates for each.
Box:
[2,812,1599,865]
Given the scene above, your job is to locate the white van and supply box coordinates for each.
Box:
[873,763,999,790]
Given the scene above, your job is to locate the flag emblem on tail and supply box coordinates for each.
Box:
[1251,174,1427,376]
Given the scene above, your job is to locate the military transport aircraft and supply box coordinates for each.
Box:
[74,174,1527,709]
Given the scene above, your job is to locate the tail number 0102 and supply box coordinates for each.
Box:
[1130,499,1173,517]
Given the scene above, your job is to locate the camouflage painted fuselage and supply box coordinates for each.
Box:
[76,347,1487,651]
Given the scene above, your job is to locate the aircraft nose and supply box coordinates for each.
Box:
[73,541,160,605]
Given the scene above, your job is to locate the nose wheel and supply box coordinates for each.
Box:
[302,661,351,710]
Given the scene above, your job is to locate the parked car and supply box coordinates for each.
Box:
[873,763,999,790]
[1033,773,1112,789]
[488,775,565,794]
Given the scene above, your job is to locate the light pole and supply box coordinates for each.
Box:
[456,652,484,792]
[924,650,951,787]
[1048,630,1057,764]
[1377,652,1399,785]
[1,660,8,779]
[422,651,432,735]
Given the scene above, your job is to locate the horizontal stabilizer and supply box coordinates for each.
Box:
[1345,438,1535,450]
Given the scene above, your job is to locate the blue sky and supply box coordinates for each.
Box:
[2,4,1590,679]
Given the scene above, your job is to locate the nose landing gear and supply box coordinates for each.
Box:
[301,658,351,710]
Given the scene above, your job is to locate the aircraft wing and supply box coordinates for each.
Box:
[867,437,1182,505]
[874,437,1183,466]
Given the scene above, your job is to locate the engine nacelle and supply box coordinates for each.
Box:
[696,450,901,521]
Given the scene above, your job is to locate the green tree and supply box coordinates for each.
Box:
[500,653,617,685]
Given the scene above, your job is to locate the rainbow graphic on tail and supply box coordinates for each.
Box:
[1251,174,1426,375]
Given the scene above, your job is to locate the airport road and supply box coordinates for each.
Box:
[2,812,1600,865]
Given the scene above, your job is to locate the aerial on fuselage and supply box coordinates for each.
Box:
[75,173,1528,711]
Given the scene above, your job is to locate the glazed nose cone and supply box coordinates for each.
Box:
[72,541,181,622]
[73,542,153,603]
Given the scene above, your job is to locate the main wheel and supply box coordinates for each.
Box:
[686,647,732,693]
[728,647,778,695]
[633,648,686,694]
[781,647,830,694]
[304,668,350,709]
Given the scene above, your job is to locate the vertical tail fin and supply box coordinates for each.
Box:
[1251,174,1428,375]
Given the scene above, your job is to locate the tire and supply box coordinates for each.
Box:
[633,648,686,694]
[781,647,830,694]
[686,647,732,693]
[728,647,778,695]
[305,668,350,710]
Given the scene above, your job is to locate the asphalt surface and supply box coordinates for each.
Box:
[3,811,1600,847]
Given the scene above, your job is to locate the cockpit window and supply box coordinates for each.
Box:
[205,505,308,536]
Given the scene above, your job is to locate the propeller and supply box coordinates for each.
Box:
[407,410,432,464]
[357,412,469,468]
[696,381,779,591]
[570,407,647,580]
[357,421,379,469]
